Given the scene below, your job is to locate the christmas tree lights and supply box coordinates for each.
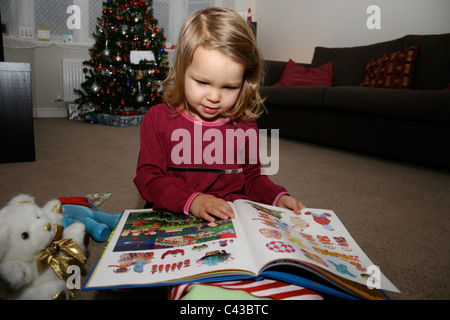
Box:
[74,0,168,115]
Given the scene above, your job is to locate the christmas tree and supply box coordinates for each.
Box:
[75,0,168,114]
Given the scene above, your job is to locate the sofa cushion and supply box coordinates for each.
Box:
[312,38,403,86]
[274,59,334,87]
[262,60,312,86]
[323,86,450,124]
[360,46,419,89]
[260,86,328,109]
[402,33,450,90]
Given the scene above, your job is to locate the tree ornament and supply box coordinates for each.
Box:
[135,93,144,104]
[103,40,110,58]
[120,25,128,35]
[91,83,100,94]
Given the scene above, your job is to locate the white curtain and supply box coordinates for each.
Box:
[1,0,223,49]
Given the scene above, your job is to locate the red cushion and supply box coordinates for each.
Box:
[360,46,419,89]
[274,59,334,87]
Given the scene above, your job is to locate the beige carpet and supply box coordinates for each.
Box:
[1,118,449,300]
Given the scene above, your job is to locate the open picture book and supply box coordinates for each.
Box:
[84,199,399,299]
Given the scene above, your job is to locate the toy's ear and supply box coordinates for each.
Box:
[42,199,63,215]
[0,195,35,218]
[8,194,35,206]
[42,199,63,224]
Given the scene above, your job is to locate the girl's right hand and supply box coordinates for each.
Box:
[189,194,235,222]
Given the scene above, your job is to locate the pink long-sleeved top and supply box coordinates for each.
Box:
[134,103,288,214]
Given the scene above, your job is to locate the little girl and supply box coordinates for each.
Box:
[134,7,306,223]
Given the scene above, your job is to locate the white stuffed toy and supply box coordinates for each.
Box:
[0,194,87,300]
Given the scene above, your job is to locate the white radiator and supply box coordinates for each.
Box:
[62,59,86,102]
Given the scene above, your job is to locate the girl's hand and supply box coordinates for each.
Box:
[189,194,235,222]
[277,195,306,215]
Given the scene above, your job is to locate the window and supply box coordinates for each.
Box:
[35,0,74,37]
[0,0,223,48]
[88,0,104,38]
[153,0,216,45]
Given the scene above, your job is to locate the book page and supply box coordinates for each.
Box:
[85,207,257,290]
[233,200,399,293]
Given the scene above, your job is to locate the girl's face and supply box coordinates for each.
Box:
[184,46,244,122]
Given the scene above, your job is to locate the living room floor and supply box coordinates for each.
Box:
[0,118,448,300]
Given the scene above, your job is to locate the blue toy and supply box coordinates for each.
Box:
[62,204,121,242]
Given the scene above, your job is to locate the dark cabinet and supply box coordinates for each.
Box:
[0,62,35,163]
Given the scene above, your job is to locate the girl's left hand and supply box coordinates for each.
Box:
[277,195,306,215]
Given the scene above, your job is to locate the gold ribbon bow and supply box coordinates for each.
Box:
[37,224,87,281]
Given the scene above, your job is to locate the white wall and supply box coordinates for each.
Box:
[234,0,257,20]
[5,45,90,118]
[256,0,450,62]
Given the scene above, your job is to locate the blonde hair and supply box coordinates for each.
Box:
[163,7,265,122]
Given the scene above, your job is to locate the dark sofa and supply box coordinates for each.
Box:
[258,33,450,171]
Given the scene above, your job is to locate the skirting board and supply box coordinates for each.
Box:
[33,107,68,118]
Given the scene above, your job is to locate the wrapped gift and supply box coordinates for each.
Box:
[98,114,144,127]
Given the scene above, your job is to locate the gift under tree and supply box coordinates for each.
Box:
[75,0,168,115]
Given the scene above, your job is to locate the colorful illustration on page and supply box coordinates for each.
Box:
[290,216,310,232]
[266,241,295,253]
[196,250,233,266]
[108,251,154,274]
[246,201,284,218]
[151,259,191,275]
[113,210,236,252]
[259,228,282,239]
[304,211,334,231]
